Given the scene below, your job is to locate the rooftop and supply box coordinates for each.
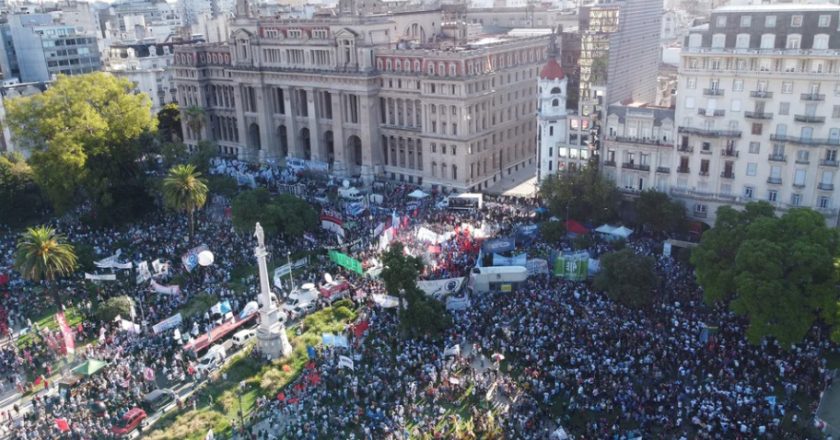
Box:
[715,3,840,13]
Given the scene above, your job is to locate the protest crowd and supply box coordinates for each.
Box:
[0,157,835,439]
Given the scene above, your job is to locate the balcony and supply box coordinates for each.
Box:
[622,162,651,171]
[693,210,708,218]
[820,159,839,167]
[721,149,739,157]
[768,154,787,162]
[819,183,834,191]
[679,126,742,138]
[801,92,825,101]
[745,111,773,120]
[767,177,782,184]
[677,145,694,153]
[769,134,840,146]
[795,158,810,165]
[793,182,806,188]
[721,171,735,179]
[656,166,671,174]
[700,148,713,155]
[750,90,773,99]
[677,166,690,174]
[603,160,616,167]
[794,114,826,123]
[817,207,838,217]
[607,136,668,146]
[699,170,710,177]
[703,88,724,96]
[698,108,726,117]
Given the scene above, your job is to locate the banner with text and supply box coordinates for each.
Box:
[492,253,527,266]
[418,277,465,298]
[152,313,182,334]
[553,252,589,281]
[328,250,363,275]
[182,245,209,272]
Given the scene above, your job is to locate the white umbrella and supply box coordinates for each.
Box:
[198,250,215,267]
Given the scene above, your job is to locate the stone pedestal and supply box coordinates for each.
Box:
[253,222,293,360]
[257,321,292,360]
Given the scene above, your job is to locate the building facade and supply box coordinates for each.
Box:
[171,1,546,191]
[674,4,840,225]
[536,35,568,182]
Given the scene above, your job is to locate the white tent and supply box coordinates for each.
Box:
[612,226,634,239]
[595,224,633,240]
[407,189,429,199]
[595,224,616,235]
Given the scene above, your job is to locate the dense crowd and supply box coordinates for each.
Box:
[0,160,836,439]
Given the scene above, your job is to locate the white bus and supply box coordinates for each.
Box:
[469,266,529,293]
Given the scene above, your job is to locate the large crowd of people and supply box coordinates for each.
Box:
[0,159,836,439]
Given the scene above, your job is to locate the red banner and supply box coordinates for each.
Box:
[55,312,75,355]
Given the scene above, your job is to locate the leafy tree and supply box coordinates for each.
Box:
[0,152,45,225]
[157,103,182,143]
[162,164,208,242]
[540,165,619,224]
[594,248,657,308]
[96,295,135,322]
[183,106,206,141]
[14,226,77,305]
[540,220,566,244]
[635,189,686,235]
[5,73,156,213]
[691,202,775,303]
[207,174,238,198]
[731,209,840,346]
[189,140,218,175]
[274,194,317,238]
[381,242,450,337]
[161,142,189,169]
[232,189,280,234]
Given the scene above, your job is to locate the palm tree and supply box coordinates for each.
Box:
[183,106,206,141]
[14,226,77,306]
[162,164,209,241]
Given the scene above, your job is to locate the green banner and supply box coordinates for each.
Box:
[553,253,588,281]
[328,250,363,275]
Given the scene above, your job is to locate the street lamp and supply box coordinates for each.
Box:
[287,251,294,292]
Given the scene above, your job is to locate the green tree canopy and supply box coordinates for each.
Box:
[0,152,45,226]
[231,190,317,239]
[381,242,450,338]
[731,209,840,346]
[162,164,208,241]
[5,73,156,213]
[157,103,182,143]
[635,189,687,235]
[15,226,77,305]
[96,295,135,322]
[539,220,566,244]
[690,202,775,303]
[593,248,658,308]
[539,164,620,224]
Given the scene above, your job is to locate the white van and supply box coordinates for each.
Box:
[338,186,365,202]
[197,345,226,375]
[282,285,319,319]
[232,329,256,348]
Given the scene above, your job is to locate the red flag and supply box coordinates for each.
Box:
[354,320,369,338]
[276,392,285,401]
[308,373,321,386]
[55,418,70,432]
[287,397,300,404]
[34,376,42,386]
[294,383,304,392]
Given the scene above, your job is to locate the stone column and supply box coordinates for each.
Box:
[306,88,321,162]
[358,93,379,182]
[283,87,299,158]
[331,90,345,174]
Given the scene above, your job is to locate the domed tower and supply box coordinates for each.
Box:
[537,33,568,181]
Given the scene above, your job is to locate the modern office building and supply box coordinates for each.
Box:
[673,3,840,225]
[0,13,102,82]
[171,0,546,191]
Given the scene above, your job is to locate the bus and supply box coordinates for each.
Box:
[469,266,529,293]
[448,193,483,210]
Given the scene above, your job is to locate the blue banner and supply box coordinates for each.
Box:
[493,253,527,266]
[482,237,515,253]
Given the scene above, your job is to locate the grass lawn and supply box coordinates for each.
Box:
[146,302,357,439]
[17,306,86,349]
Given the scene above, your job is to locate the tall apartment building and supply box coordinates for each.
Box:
[0,13,102,82]
[171,0,546,191]
[674,3,840,225]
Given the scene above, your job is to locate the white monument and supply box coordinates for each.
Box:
[254,222,292,359]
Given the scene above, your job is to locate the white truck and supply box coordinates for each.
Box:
[282,284,320,319]
[196,344,226,375]
[338,186,365,202]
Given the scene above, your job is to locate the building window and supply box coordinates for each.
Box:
[744,186,754,199]
[791,193,802,206]
[833,105,840,119]
[814,34,830,50]
[749,142,760,154]
[768,190,778,202]
[735,34,750,49]
[751,123,763,135]
[733,79,743,91]
[760,34,775,49]
[791,15,803,27]
[782,82,793,94]
[715,16,727,28]
[740,15,752,27]
[819,196,830,209]
[712,34,726,49]
[747,162,757,176]
[786,34,801,49]
[765,15,776,27]
[687,77,696,89]
[819,14,831,27]
[779,102,790,115]
[797,150,810,162]
[794,169,806,186]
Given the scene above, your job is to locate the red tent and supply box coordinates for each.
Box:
[564,220,589,235]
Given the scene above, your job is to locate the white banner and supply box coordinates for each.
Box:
[84,273,117,281]
[525,258,549,275]
[372,294,400,308]
[152,313,182,334]
[443,344,460,357]
[95,250,132,270]
[151,279,181,295]
[445,295,471,311]
[182,245,209,272]
[338,355,354,370]
[417,277,464,298]
[273,257,309,288]
[117,318,141,334]
[151,259,170,278]
[136,261,151,285]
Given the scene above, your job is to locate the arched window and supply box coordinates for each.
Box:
[395,59,401,71]
[814,34,830,49]
[451,164,457,180]
[431,161,437,177]
[386,59,392,70]
[550,87,561,94]
[711,33,726,48]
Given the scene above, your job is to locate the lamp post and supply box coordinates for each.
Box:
[287,251,294,292]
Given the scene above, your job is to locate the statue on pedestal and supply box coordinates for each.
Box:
[254,222,292,360]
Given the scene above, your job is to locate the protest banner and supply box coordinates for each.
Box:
[152,313,182,334]
[417,277,464,298]
[328,250,363,275]
[136,261,151,285]
[182,245,209,272]
[84,273,117,281]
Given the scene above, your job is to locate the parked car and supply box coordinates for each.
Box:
[111,408,147,435]
[142,389,176,413]
[196,345,226,375]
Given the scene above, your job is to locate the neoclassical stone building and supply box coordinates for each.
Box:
[171,0,547,191]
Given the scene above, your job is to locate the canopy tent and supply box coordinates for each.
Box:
[564,220,589,235]
[407,189,429,199]
[595,224,634,240]
[72,359,108,376]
